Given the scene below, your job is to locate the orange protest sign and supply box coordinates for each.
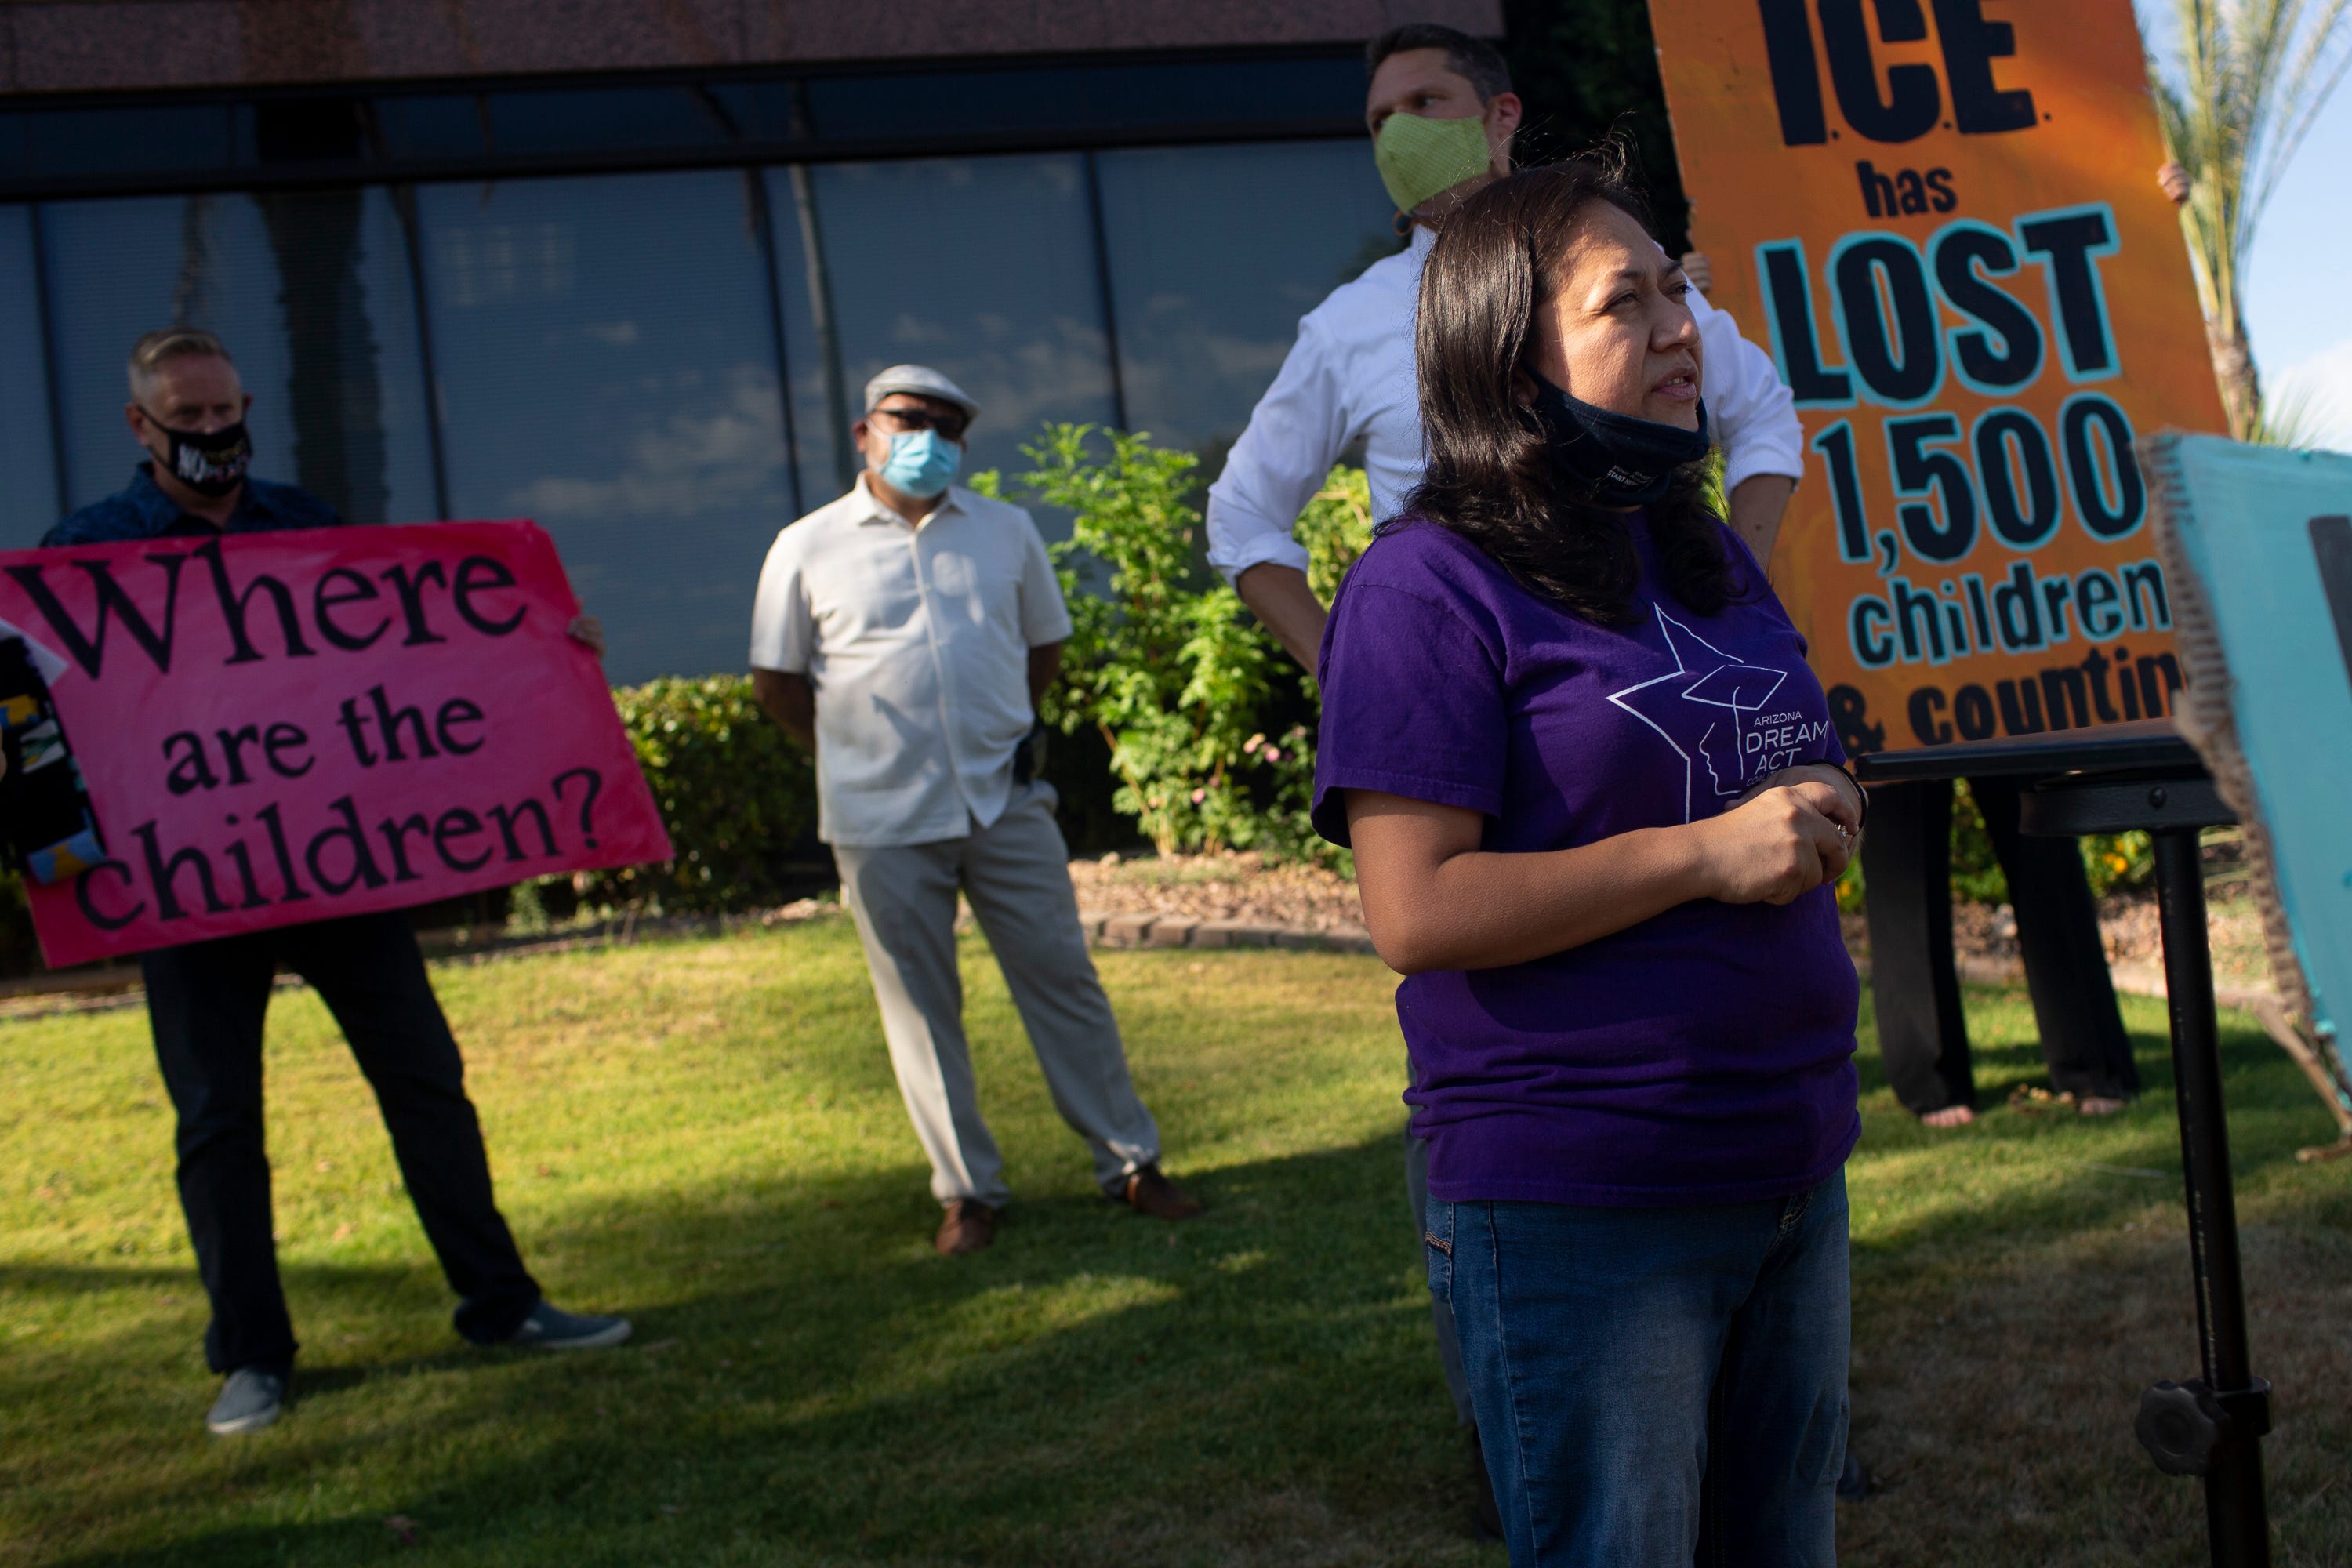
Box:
[1646,0,2227,753]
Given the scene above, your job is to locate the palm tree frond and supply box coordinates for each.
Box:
[2246,379,2341,449]
[2147,0,2352,436]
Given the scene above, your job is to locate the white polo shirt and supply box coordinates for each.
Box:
[1204,224,1806,584]
[749,476,1073,848]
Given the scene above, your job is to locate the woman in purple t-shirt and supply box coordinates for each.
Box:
[1313,156,1866,1563]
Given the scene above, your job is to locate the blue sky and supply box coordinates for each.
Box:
[2136,4,2352,448]
[2242,67,2352,448]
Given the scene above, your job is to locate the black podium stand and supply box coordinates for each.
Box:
[1854,719,2273,1568]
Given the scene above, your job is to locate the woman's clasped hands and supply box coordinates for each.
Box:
[1698,764,1864,906]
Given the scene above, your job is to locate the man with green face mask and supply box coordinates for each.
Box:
[1207,24,1804,669]
[1203,22,1820,1537]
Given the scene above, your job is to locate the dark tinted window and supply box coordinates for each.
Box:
[41,188,437,525]
[24,106,247,180]
[416,170,790,682]
[706,82,804,145]
[486,88,735,157]
[0,206,60,545]
[1096,141,1396,457]
[779,154,1116,523]
[252,99,367,165]
[762,165,850,509]
[374,95,488,162]
[805,58,1366,142]
[0,57,1370,194]
[0,118,31,183]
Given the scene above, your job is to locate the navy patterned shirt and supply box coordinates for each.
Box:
[42,463,341,547]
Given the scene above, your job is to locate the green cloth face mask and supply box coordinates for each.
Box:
[1374,111,1494,215]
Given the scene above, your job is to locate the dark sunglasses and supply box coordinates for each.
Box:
[869,405,969,441]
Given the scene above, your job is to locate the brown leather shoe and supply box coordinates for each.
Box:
[1118,1164,1203,1221]
[934,1200,999,1255]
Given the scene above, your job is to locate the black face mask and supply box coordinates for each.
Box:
[147,417,252,497]
[1526,372,1710,507]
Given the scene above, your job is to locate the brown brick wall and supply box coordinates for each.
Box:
[0,0,1502,93]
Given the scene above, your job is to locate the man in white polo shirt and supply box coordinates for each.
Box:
[750,365,1201,1256]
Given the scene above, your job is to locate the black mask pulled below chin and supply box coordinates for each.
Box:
[1526,372,1710,507]
[151,419,252,497]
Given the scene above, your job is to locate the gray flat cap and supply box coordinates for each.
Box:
[862,364,979,423]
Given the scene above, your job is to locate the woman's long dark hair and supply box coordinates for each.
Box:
[1403,153,1744,625]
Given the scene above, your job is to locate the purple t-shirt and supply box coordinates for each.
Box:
[1313,515,1860,1207]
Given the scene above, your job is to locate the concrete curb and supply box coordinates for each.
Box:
[1077,909,1377,956]
[1853,954,2274,1010]
[1082,924,2277,1007]
[2,902,2273,1020]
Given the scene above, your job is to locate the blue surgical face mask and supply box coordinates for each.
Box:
[877,429,961,499]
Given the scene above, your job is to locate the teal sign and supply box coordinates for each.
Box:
[2151,434,2352,1123]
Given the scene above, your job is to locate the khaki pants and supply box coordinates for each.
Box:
[832,782,1161,1207]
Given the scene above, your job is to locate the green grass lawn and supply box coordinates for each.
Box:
[3,916,2347,1566]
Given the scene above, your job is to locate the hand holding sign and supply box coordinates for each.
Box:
[0,521,670,967]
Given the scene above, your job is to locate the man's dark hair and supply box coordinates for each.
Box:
[1403,150,1741,626]
[1366,23,1513,103]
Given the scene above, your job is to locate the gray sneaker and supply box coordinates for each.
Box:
[205,1367,284,1436]
[503,1300,632,1351]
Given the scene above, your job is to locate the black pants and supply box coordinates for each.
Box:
[1860,777,2140,1113]
[141,909,540,1375]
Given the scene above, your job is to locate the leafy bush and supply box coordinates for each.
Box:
[1949,779,2009,906]
[1834,855,1866,916]
[1298,464,1377,603]
[561,675,815,915]
[980,426,1368,864]
[2081,830,2155,898]
[1948,779,2154,905]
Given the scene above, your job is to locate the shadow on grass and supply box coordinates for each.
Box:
[1849,988,2346,1248]
[13,975,2342,1568]
[14,1131,1499,1568]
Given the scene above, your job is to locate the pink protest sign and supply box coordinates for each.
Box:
[0,521,671,967]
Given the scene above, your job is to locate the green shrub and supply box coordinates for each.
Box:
[562,675,815,915]
[1950,779,2009,905]
[1835,854,1866,916]
[1947,779,2153,905]
[1298,464,1376,604]
[2081,829,2155,898]
[980,426,1366,865]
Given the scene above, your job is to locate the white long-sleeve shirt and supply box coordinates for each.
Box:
[1205,225,1804,584]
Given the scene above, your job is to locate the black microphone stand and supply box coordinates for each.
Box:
[1856,719,2272,1568]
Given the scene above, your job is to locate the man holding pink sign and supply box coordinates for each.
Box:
[24,329,647,1436]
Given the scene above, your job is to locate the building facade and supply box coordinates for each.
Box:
[0,2,1498,681]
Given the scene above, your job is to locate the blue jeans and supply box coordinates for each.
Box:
[1427,1173,1849,1566]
